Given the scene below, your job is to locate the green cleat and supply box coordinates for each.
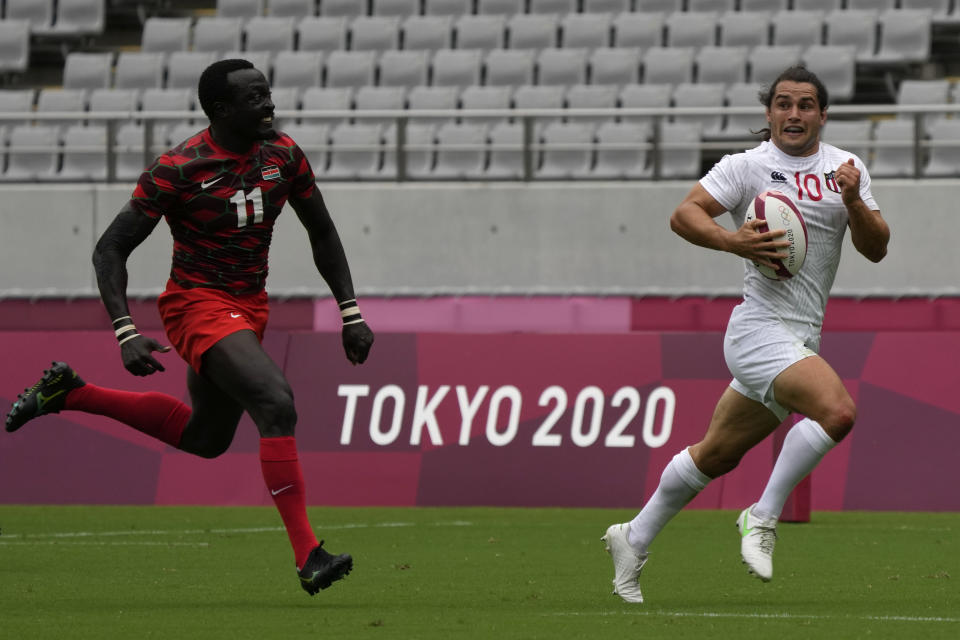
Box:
[5,362,85,433]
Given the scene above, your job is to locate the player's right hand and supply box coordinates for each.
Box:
[731,218,791,270]
[121,335,171,376]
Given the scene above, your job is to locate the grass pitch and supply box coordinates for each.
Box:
[0,506,956,639]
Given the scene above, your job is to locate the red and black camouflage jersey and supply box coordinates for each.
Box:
[129,128,315,295]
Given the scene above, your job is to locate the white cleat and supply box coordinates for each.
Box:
[736,504,777,582]
[602,523,648,603]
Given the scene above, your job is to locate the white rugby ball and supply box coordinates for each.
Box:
[744,190,808,280]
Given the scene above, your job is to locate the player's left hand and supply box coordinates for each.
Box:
[342,322,374,365]
[835,158,862,207]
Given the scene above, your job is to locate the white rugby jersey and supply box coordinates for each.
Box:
[700,140,878,331]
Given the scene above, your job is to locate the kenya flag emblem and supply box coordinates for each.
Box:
[262,165,281,181]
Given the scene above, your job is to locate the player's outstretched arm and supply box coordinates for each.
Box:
[93,203,170,376]
[290,189,374,365]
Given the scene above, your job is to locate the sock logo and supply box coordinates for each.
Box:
[271,484,294,496]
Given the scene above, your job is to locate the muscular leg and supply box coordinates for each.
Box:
[176,367,245,458]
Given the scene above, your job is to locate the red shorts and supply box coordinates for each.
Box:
[157,280,269,373]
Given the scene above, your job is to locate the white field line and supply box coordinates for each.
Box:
[545,611,960,624]
[0,540,209,547]
[0,520,474,541]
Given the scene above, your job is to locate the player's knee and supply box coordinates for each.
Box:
[194,438,232,459]
[822,401,856,442]
[690,444,740,478]
[254,387,298,437]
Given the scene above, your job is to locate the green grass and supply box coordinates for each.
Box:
[0,506,957,639]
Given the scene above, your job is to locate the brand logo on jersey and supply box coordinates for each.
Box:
[262,165,281,181]
[824,171,841,194]
[770,171,787,183]
[201,176,223,189]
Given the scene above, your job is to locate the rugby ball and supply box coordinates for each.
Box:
[744,190,808,280]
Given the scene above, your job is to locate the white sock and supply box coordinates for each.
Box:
[627,447,711,553]
[753,418,836,521]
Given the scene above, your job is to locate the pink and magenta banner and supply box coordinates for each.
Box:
[1,329,957,511]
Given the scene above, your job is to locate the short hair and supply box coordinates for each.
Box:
[754,65,829,142]
[197,58,255,120]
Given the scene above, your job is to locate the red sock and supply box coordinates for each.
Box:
[260,436,318,569]
[64,384,190,447]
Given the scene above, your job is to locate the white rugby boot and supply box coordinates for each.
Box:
[602,523,648,603]
[736,504,778,582]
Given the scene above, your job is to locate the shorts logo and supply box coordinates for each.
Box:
[230,312,241,318]
[824,170,841,194]
[262,165,281,181]
[770,171,787,183]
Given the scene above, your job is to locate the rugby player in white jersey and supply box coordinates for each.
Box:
[602,66,890,603]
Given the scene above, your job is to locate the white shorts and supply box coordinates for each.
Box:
[723,303,820,421]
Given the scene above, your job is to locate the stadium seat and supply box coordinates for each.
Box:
[281,123,329,173]
[460,85,513,124]
[139,87,194,142]
[455,14,507,50]
[513,84,566,132]
[165,121,203,147]
[507,13,560,50]
[613,12,666,50]
[740,0,787,11]
[584,0,632,11]
[695,46,748,86]
[407,85,460,124]
[1,124,60,182]
[870,119,916,178]
[301,86,354,126]
[45,0,106,37]
[718,11,771,49]
[658,122,701,179]
[272,51,324,92]
[355,86,407,126]
[5,0,54,32]
[0,20,29,75]
[716,82,766,141]
[216,0,264,20]
[537,48,589,87]
[802,45,857,103]
[35,89,87,134]
[140,17,191,54]
[923,119,960,177]
[593,120,652,179]
[619,83,672,126]
[477,0,525,17]
[824,10,879,62]
[847,0,895,9]
[896,79,951,134]
[530,0,577,13]
[351,16,401,52]
[193,17,244,55]
[62,52,113,93]
[869,9,933,65]
[425,0,473,17]
[402,15,453,51]
[297,16,348,52]
[227,51,272,79]
[688,0,735,12]
[432,122,489,178]
[588,48,642,86]
[485,120,524,179]
[115,122,155,181]
[58,124,108,181]
[560,13,613,49]
[771,10,824,49]
[166,52,217,90]
[268,0,314,18]
[747,45,802,86]
[320,0,367,19]
[672,82,725,138]
[245,17,296,54]
[900,0,957,25]
[378,50,430,89]
[821,119,872,161]
[431,49,484,89]
[0,89,35,143]
[793,0,842,12]
[642,47,695,86]
[537,121,595,179]
[381,123,436,178]
[665,12,718,49]
[324,51,377,89]
[88,88,139,125]
[485,49,536,87]
[635,0,683,12]
[565,84,619,124]
[372,0,421,16]
[114,52,166,94]
[269,86,301,129]
[327,123,383,178]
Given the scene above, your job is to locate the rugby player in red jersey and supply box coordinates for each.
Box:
[5,59,373,595]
